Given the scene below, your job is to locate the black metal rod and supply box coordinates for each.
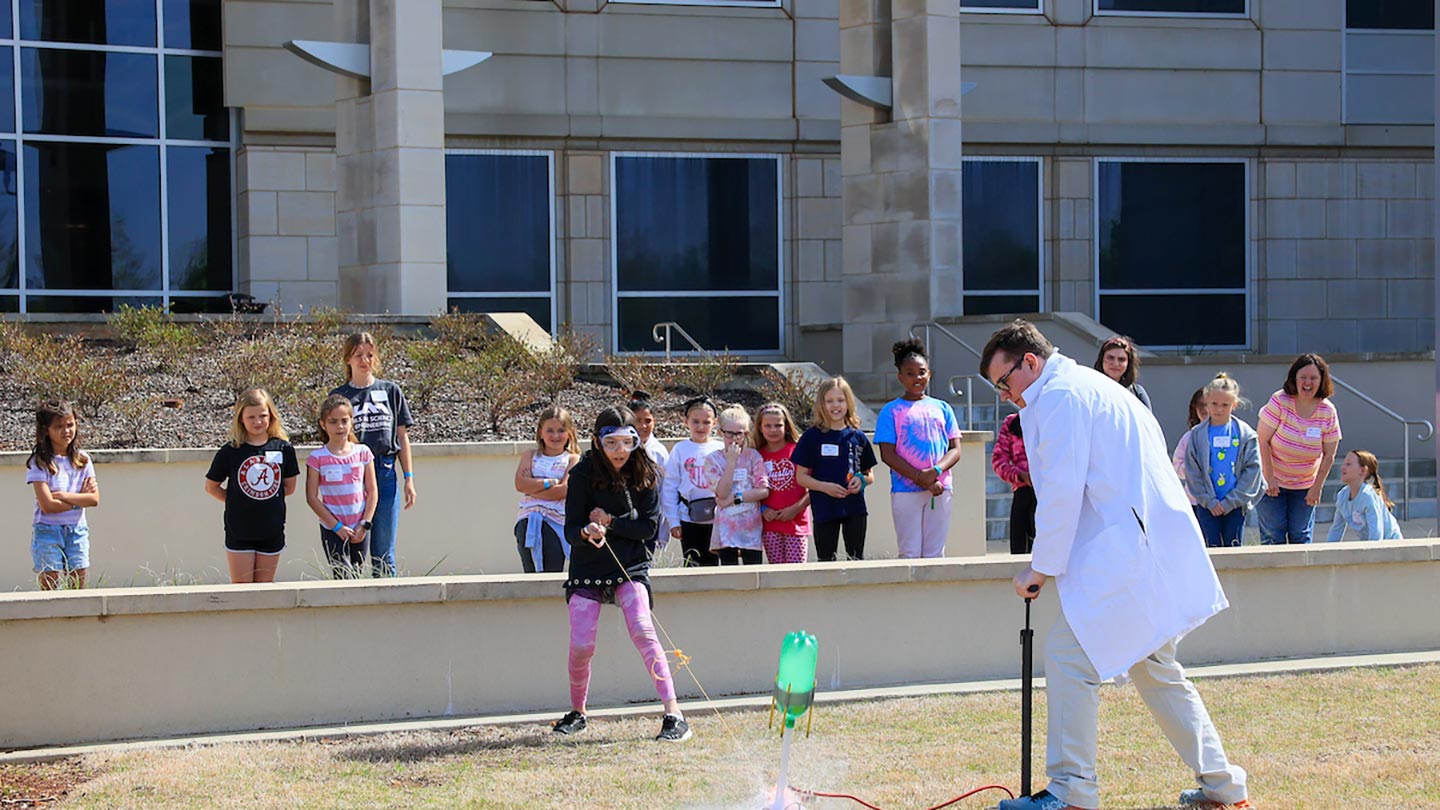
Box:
[1021,595,1035,798]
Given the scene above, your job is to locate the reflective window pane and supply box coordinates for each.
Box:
[1098,293,1246,348]
[24,143,162,291]
[1097,161,1245,290]
[447,296,552,332]
[0,7,10,40]
[164,55,226,141]
[167,146,231,291]
[27,295,161,313]
[617,296,779,353]
[1099,0,1244,11]
[164,0,223,50]
[1347,0,1433,30]
[964,295,1040,316]
[615,156,780,293]
[0,297,16,313]
[0,49,14,134]
[445,154,551,294]
[963,0,1040,8]
[167,294,231,314]
[21,0,157,47]
[22,48,158,138]
[963,160,1039,292]
[0,142,17,289]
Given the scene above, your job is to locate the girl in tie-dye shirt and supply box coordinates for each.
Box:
[875,338,962,559]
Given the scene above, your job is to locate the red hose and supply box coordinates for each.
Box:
[802,784,1016,810]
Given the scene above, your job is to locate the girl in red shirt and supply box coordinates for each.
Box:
[753,403,812,564]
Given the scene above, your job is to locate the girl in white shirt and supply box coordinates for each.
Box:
[660,398,724,566]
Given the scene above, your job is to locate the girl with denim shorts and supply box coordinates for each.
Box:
[26,401,100,590]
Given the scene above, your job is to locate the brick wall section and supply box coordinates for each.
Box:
[237,146,339,311]
[792,155,844,343]
[1261,159,1435,354]
[560,151,607,351]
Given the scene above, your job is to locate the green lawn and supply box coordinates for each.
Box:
[7,665,1439,809]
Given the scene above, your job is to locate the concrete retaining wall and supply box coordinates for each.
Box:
[1,540,1437,750]
[0,435,991,592]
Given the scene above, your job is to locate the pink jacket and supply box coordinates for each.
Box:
[991,413,1031,491]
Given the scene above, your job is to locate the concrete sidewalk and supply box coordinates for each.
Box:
[4,649,1437,766]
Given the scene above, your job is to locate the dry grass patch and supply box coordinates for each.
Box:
[20,664,1440,809]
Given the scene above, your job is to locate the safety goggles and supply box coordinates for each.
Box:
[598,425,641,451]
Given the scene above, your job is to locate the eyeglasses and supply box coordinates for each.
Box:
[720,429,747,439]
[601,436,638,451]
[994,357,1026,394]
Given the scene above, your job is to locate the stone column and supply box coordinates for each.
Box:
[334,0,448,315]
[840,0,964,402]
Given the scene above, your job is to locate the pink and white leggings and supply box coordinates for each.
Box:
[567,581,677,710]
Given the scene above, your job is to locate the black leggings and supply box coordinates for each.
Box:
[1010,486,1036,555]
[321,527,369,579]
[679,522,719,567]
[716,547,763,565]
[813,515,867,561]
[513,519,566,573]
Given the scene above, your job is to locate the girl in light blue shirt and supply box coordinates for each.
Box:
[1327,450,1402,542]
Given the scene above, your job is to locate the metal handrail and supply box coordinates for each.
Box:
[948,373,1017,432]
[1330,374,1435,520]
[651,322,714,362]
[910,321,985,363]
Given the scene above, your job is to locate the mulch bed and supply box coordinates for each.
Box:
[0,760,91,807]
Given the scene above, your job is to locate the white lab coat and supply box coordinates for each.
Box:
[1022,353,1228,680]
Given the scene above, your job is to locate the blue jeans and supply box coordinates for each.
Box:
[1257,487,1315,545]
[370,455,402,576]
[1195,505,1246,548]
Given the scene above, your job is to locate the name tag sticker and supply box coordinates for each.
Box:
[323,466,345,482]
[764,461,776,475]
[264,451,283,464]
[369,390,388,402]
[1212,435,1231,449]
[1305,427,1323,439]
[820,444,840,457]
[733,469,748,484]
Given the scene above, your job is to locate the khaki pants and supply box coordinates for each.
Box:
[1044,607,1248,809]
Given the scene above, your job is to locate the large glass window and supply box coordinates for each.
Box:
[0,0,231,312]
[962,0,1042,11]
[1097,0,1245,14]
[612,154,782,354]
[1347,0,1433,30]
[962,158,1041,316]
[444,151,554,331]
[1095,160,1247,348]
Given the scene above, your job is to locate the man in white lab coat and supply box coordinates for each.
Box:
[979,320,1251,810]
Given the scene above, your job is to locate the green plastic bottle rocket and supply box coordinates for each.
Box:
[772,631,819,730]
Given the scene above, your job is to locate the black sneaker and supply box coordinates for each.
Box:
[655,714,691,742]
[552,710,586,735]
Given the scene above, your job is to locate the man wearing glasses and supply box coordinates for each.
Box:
[979,320,1252,810]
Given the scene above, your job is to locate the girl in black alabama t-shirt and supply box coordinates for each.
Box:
[205,388,300,583]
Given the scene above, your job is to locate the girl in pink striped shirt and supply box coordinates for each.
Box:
[306,395,379,578]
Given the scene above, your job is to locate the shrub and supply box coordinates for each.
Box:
[456,333,537,433]
[671,350,739,399]
[603,353,673,399]
[400,340,458,412]
[114,395,160,446]
[757,366,821,422]
[430,310,493,351]
[17,335,126,417]
[530,328,599,403]
[108,305,203,373]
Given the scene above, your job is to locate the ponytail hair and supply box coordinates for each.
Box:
[1202,372,1249,410]
[1350,450,1394,511]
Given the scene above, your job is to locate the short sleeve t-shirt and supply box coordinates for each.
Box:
[758,443,812,537]
[1207,422,1240,500]
[701,448,768,551]
[873,396,961,493]
[206,439,300,542]
[26,456,95,526]
[1258,392,1341,489]
[792,426,877,523]
[306,444,375,528]
[330,379,414,457]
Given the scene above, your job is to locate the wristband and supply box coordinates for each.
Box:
[932,465,943,477]
[332,520,344,533]
[403,471,413,479]
[543,479,552,490]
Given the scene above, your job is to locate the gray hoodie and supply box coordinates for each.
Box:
[1183,417,1266,513]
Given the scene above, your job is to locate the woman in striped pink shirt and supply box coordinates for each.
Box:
[306,395,379,577]
[1256,354,1341,545]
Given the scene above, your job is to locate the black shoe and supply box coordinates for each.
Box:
[552,710,586,735]
[655,714,691,742]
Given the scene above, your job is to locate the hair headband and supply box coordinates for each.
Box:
[598,425,640,442]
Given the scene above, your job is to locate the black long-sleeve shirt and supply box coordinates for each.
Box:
[563,452,659,599]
